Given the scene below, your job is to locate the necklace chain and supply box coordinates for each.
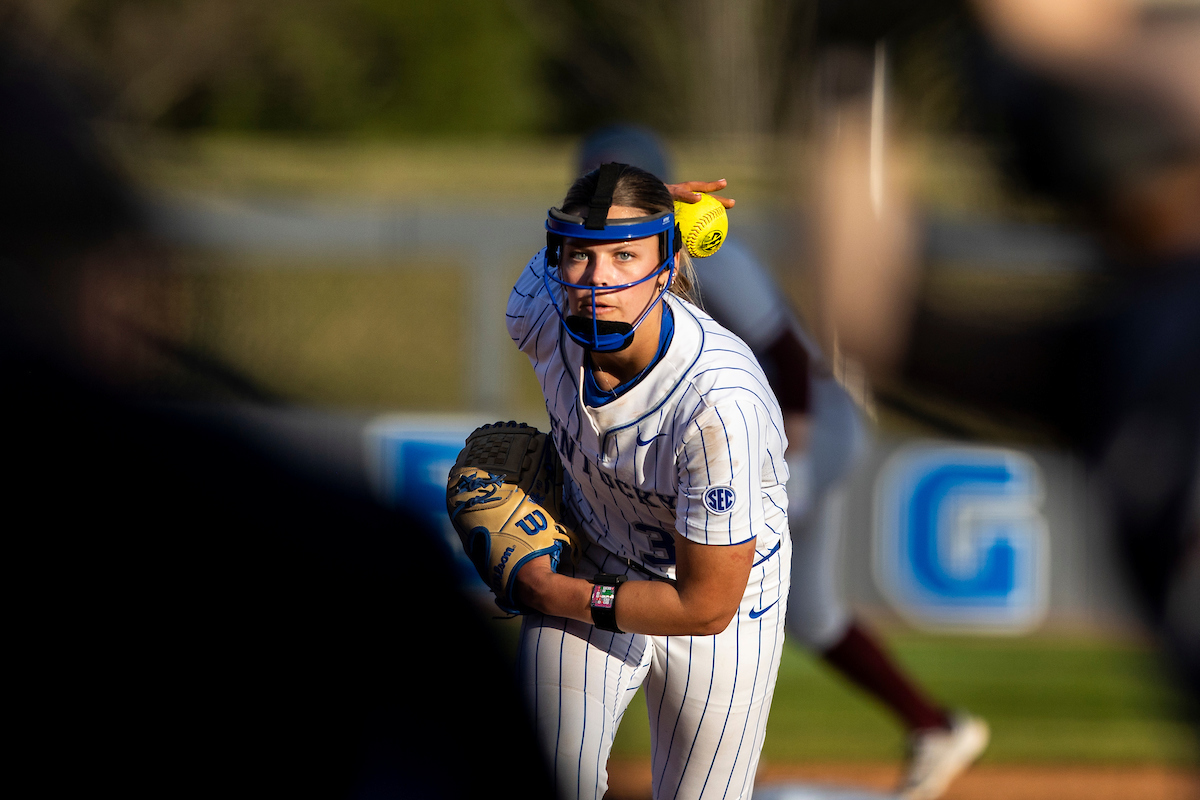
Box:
[591,363,620,394]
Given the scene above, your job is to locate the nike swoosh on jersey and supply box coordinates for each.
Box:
[636,432,666,447]
[748,599,778,619]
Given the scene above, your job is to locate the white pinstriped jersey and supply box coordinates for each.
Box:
[506,250,790,578]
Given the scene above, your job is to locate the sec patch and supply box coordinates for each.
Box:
[703,486,736,514]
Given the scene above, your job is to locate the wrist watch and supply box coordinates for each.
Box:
[589,573,627,633]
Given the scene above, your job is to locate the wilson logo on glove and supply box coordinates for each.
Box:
[493,546,516,584]
[516,510,549,535]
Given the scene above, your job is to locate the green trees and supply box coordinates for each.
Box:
[12,0,548,135]
[6,0,812,138]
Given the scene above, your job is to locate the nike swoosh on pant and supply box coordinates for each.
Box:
[752,542,780,567]
[748,599,778,619]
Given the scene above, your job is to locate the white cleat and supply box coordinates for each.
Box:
[897,713,990,800]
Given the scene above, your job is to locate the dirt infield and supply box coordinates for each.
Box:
[605,759,1200,800]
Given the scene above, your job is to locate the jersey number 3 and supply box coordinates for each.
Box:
[634,522,676,566]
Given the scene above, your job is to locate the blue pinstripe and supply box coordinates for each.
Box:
[671,633,721,798]
[555,619,567,790]
[658,636,693,787]
[653,632,670,771]
[576,624,595,800]
[711,405,735,541]
[703,613,742,800]
[724,618,761,799]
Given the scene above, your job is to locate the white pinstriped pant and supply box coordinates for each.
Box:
[518,542,789,800]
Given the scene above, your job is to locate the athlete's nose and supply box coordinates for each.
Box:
[588,253,620,287]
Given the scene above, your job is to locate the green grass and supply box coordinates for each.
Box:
[608,634,1198,766]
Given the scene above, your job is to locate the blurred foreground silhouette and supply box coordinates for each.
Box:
[0,37,553,800]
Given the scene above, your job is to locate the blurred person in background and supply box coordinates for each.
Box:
[0,31,554,800]
[813,0,1200,718]
[577,125,989,800]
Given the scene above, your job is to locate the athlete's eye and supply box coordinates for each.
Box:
[615,251,635,262]
[567,251,590,263]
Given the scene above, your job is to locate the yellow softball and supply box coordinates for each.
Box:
[673,193,728,258]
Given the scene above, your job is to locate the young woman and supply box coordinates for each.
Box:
[505,163,791,800]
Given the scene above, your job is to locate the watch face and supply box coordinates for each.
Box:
[591,584,617,609]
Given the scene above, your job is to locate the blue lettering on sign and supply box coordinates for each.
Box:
[703,486,736,514]
[368,421,494,592]
[874,444,1049,633]
[392,439,465,529]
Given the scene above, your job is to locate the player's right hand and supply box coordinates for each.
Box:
[667,179,735,209]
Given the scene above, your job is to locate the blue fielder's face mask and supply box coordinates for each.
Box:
[543,165,679,353]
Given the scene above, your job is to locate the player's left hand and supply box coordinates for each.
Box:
[446,422,581,615]
[667,179,735,209]
[512,553,557,610]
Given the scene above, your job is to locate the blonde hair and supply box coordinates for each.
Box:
[669,251,702,308]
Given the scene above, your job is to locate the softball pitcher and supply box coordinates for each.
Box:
[506,163,791,800]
